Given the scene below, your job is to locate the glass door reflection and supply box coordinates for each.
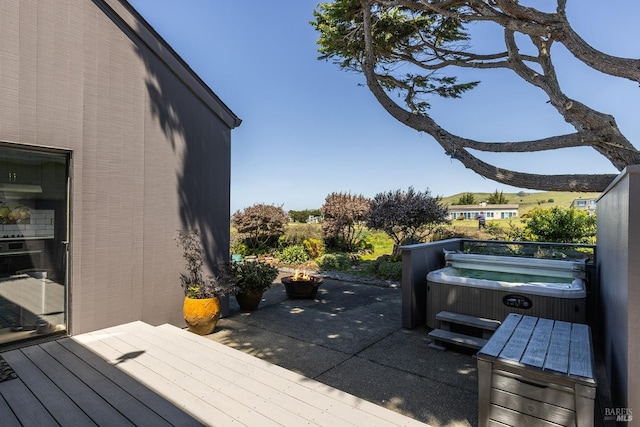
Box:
[0,146,68,344]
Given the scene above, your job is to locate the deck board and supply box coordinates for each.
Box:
[19,343,136,426]
[40,340,175,427]
[56,337,202,426]
[80,321,428,426]
[1,348,97,426]
[0,373,59,427]
[0,393,21,427]
[0,321,429,426]
[153,322,424,426]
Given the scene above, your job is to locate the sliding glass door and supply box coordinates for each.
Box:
[0,145,69,345]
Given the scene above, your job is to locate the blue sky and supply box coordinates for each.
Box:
[128,1,639,213]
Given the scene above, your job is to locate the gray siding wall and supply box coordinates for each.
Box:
[0,0,236,334]
[400,239,464,328]
[597,165,640,410]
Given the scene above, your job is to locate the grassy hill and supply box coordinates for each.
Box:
[441,191,601,216]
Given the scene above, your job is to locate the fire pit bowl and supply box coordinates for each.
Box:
[281,273,323,299]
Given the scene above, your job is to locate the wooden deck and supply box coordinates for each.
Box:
[0,321,430,426]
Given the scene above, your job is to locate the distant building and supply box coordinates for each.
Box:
[570,198,597,214]
[448,202,519,220]
[307,215,323,224]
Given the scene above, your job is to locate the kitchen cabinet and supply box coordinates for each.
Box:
[0,158,42,186]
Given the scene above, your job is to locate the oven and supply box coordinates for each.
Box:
[0,238,45,277]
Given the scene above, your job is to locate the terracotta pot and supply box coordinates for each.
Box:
[183,296,221,335]
[235,291,264,311]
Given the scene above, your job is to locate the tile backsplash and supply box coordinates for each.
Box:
[0,209,55,239]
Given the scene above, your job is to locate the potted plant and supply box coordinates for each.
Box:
[175,228,235,335]
[231,261,279,310]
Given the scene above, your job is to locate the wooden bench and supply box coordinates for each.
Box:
[477,313,597,427]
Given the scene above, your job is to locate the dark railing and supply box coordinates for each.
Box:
[400,239,598,329]
[461,239,596,263]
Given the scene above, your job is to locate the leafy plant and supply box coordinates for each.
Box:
[375,260,403,280]
[231,261,279,294]
[523,207,596,244]
[278,245,310,265]
[230,238,249,256]
[175,228,235,298]
[485,222,508,239]
[303,238,325,259]
[316,253,352,270]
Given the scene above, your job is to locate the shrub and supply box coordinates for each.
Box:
[231,261,279,294]
[282,223,323,246]
[524,207,596,244]
[175,228,235,298]
[368,255,402,280]
[288,209,322,223]
[485,222,508,239]
[321,192,370,252]
[506,221,531,241]
[278,244,310,265]
[375,261,403,280]
[366,187,449,254]
[303,238,325,259]
[230,239,249,256]
[232,204,288,250]
[316,253,352,270]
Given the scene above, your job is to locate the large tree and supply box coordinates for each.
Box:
[366,187,449,253]
[321,192,370,252]
[231,204,289,250]
[312,0,640,192]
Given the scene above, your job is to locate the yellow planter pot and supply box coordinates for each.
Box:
[183,296,221,335]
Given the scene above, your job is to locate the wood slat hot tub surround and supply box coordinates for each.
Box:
[0,321,430,427]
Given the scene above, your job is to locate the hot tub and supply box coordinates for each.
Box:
[426,252,587,328]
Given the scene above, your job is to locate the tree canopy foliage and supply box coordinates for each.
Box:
[523,207,596,244]
[454,192,476,205]
[366,187,449,253]
[321,192,370,252]
[487,190,509,204]
[288,209,322,223]
[231,204,289,250]
[312,1,640,192]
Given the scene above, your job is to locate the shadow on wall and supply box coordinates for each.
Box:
[133,19,235,273]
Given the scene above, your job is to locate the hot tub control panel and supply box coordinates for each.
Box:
[503,294,532,309]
